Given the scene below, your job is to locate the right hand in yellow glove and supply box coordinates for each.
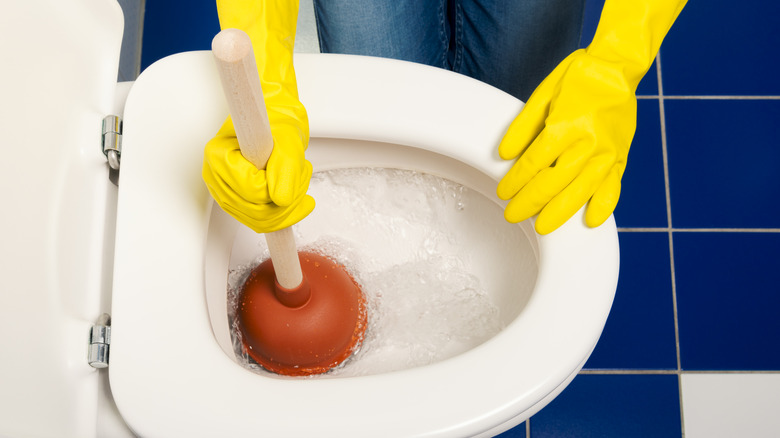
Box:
[497,0,686,235]
[203,118,314,233]
[203,0,314,233]
[496,48,636,235]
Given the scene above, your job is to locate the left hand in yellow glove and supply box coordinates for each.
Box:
[203,0,314,233]
[497,0,686,235]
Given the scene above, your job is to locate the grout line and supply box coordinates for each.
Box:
[655,53,687,438]
[656,60,681,372]
[617,227,670,232]
[637,95,780,100]
[579,369,780,375]
[580,369,679,375]
[682,370,780,375]
[668,228,780,233]
[665,95,780,100]
[526,418,530,437]
[656,60,673,236]
[618,227,780,233]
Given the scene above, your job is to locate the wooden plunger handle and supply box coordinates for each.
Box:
[212,28,303,290]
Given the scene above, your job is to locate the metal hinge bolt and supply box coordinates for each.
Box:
[88,313,111,368]
[102,115,122,171]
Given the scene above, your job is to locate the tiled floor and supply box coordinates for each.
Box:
[138,0,780,436]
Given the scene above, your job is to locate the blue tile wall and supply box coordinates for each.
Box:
[585,232,677,370]
[140,1,219,70]
[614,99,667,228]
[529,375,682,438]
[636,63,659,96]
[665,99,780,229]
[661,0,780,96]
[675,232,780,370]
[495,422,527,438]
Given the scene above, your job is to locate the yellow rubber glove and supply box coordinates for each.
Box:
[497,0,686,234]
[203,0,314,233]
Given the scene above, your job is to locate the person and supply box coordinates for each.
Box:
[203,0,686,235]
[312,0,584,103]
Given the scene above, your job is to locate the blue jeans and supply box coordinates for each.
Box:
[312,0,585,101]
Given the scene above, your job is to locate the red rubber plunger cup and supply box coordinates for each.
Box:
[238,251,367,376]
[212,29,367,376]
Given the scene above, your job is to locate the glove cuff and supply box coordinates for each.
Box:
[216,0,309,145]
[586,0,686,88]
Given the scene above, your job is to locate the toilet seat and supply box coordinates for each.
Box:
[109,52,618,437]
[0,0,618,436]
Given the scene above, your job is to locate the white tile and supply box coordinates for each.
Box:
[682,373,780,438]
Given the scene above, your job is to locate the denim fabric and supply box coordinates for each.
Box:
[312,0,585,101]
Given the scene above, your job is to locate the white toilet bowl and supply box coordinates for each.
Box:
[0,1,618,437]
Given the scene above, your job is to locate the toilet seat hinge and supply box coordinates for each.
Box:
[88,313,111,368]
[102,115,122,171]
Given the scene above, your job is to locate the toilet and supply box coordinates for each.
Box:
[0,1,619,437]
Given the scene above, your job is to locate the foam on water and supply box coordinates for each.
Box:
[227,167,513,378]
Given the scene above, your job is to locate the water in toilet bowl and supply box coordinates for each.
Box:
[226,167,534,378]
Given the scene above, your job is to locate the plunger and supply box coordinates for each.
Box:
[212,29,367,376]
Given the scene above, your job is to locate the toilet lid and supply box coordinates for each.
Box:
[0,0,123,436]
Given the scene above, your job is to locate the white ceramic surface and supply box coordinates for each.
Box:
[109,51,618,437]
[0,1,124,436]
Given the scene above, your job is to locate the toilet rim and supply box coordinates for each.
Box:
[108,52,618,437]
